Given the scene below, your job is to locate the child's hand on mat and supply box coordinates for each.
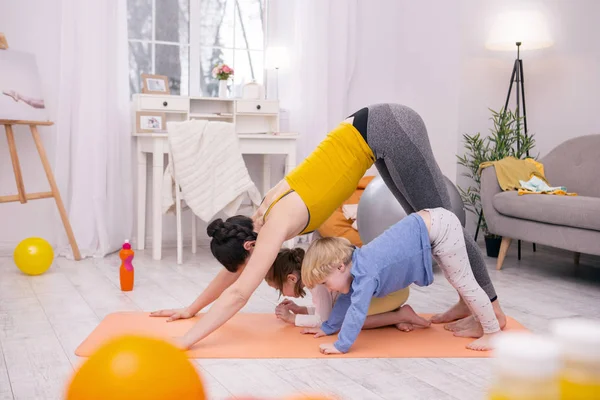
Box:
[275,307,295,324]
[300,328,327,338]
[319,343,342,355]
[275,303,290,314]
[150,308,193,322]
[278,299,301,314]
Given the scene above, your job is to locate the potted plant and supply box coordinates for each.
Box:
[456,108,536,257]
[212,63,234,98]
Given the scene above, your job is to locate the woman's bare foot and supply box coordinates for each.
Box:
[444,315,474,332]
[431,299,471,324]
[454,319,484,338]
[395,322,414,332]
[396,305,431,328]
[467,331,501,351]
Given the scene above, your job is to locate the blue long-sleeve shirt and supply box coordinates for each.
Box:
[321,213,433,353]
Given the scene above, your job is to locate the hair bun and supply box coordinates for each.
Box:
[207,219,224,239]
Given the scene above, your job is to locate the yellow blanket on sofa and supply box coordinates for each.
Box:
[479,157,576,196]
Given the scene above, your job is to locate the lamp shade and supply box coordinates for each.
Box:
[265,46,289,69]
[486,10,553,51]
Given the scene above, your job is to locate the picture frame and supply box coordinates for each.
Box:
[1,49,50,122]
[0,33,8,50]
[136,111,166,133]
[141,73,170,95]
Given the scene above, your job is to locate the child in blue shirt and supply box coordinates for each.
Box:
[301,207,501,354]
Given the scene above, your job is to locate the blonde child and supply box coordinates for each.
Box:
[265,248,430,331]
[301,207,502,354]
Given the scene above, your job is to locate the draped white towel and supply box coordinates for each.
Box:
[162,119,261,221]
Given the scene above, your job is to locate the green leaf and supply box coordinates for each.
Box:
[456,106,537,236]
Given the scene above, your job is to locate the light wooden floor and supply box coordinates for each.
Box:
[1,242,599,400]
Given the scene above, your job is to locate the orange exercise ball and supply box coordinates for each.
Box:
[66,335,206,400]
[13,237,54,275]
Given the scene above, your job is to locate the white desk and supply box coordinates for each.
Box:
[135,132,298,260]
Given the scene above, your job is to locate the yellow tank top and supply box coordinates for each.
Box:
[264,122,375,234]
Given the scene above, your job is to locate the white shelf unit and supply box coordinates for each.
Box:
[132,94,280,135]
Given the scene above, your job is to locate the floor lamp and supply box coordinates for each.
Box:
[476,10,553,257]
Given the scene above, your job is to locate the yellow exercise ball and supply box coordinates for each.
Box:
[66,335,206,400]
[13,237,54,276]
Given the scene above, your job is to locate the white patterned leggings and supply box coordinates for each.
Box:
[427,208,500,334]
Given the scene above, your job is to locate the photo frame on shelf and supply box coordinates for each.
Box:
[141,74,170,95]
[136,111,166,133]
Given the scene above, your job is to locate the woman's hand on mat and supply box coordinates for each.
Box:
[300,328,327,338]
[319,343,342,355]
[149,308,194,322]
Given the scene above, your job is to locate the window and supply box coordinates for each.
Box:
[127,0,266,96]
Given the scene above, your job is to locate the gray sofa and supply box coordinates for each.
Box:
[480,134,600,269]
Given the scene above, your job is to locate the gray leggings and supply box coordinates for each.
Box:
[365,103,497,301]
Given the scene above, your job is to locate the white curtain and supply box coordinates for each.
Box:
[274,0,358,159]
[54,0,132,258]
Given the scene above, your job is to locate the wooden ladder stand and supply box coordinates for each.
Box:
[1,120,81,260]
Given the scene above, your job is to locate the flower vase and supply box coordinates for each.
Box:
[218,80,228,98]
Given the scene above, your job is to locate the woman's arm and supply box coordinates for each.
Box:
[150,267,242,320]
[251,179,291,231]
[187,268,242,314]
[180,193,308,349]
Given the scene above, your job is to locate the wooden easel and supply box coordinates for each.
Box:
[1,120,81,260]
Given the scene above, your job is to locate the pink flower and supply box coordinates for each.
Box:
[223,65,231,73]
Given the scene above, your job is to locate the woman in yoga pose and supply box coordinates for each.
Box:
[151,104,506,349]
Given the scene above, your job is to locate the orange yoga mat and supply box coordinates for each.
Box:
[75,312,526,359]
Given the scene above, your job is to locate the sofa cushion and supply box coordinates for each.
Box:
[493,191,600,232]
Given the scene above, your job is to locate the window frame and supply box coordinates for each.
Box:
[128,0,268,96]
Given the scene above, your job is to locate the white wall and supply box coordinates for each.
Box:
[0,0,62,255]
[458,0,600,158]
[347,0,462,181]
[457,0,600,232]
[269,0,462,180]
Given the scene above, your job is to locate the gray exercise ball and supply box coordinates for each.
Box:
[357,175,465,245]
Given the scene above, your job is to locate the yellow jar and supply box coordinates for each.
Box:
[550,318,600,400]
[488,332,560,400]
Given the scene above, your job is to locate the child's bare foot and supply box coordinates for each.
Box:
[431,299,471,324]
[395,322,414,332]
[444,315,474,332]
[454,320,484,338]
[466,332,501,351]
[396,305,431,328]
[492,301,507,330]
[451,302,507,336]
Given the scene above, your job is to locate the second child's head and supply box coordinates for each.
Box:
[265,248,307,298]
[302,237,355,294]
